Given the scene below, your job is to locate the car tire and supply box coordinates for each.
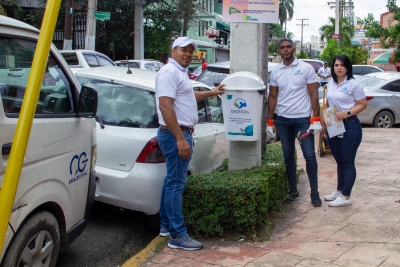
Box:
[373,111,394,128]
[0,211,60,267]
[147,213,160,233]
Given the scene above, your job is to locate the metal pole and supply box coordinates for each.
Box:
[134,1,144,59]
[85,0,96,50]
[0,0,61,253]
[335,0,340,34]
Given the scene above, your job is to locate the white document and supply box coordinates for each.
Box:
[322,105,346,138]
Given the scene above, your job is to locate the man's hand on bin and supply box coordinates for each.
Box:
[308,117,322,134]
[211,84,225,96]
[266,119,275,139]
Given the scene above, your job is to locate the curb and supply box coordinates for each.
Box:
[122,236,166,267]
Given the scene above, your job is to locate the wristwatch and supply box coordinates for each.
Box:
[347,110,351,117]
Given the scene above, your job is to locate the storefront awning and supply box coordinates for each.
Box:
[216,22,230,32]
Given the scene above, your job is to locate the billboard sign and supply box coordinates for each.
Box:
[222,0,279,23]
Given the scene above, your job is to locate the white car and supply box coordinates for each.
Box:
[60,49,116,74]
[114,59,164,71]
[75,67,228,231]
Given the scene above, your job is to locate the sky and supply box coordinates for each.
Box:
[284,0,396,43]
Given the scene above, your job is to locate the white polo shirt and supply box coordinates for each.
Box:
[317,67,331,83]
[326,77,366,112]
[155,58,198,127]
[269,58,318,118]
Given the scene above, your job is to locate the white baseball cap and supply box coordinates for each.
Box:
[172,37,198,50]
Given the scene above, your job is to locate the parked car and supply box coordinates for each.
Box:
[195,61,280,143]
[298,59,324,73]
[114,59,164,71]
[75,67,228,231]
[353,65,384,78]
[357,72,400,128]
[189,66,202,80]
[1,16,98,266]
[60,49,116,74]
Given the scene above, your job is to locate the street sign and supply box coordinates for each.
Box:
[95,11,111,21]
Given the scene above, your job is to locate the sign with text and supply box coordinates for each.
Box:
[222,0,279,23]
[95,11,111,21]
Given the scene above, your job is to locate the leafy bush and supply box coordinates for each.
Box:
[183,144,288,237]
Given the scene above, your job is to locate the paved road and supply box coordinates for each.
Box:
[56,201,157,267]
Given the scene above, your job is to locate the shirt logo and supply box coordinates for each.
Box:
[294,69,303,75]
[340,87,349,93]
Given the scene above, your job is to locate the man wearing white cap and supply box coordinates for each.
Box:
[317,61,332,88]
[155,36,224,250]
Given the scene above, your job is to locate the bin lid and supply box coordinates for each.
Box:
[221,71,266,91]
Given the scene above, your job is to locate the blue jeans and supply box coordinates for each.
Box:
[276,116,319,190]
[157,128,193,238]
[328,117,362,196]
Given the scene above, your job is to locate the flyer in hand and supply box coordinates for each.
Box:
[322,105,346,138]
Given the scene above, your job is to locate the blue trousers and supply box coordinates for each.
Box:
[157,128,193,238]
[276,116,319,190]
[328,117,362,196]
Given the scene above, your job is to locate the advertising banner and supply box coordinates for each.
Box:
[222,0,279,23]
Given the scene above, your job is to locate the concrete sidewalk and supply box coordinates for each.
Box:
[143,128,400,267]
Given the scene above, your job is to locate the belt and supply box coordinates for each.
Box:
[160,125,194,134]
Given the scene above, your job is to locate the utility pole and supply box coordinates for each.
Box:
[134,0,144,59]
[85,0,96,50]
[309,43,312,58]
[63,0,74,50]
[296,18,309,51]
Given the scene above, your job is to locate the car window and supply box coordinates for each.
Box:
[353,66,362,76]
[157,63,164,69]
[387,80,400,93]
[84,54,99,67]
[196,70,229,87]
[130,62,140,68]
[357,76,386,89]
[364,67,380,74]
[97,55,115,66]
[78,78,157,128]
[150,62,160,71]
[207,94,223,123]
[0,37,74,116]
[193,87,207,122]
[61,52,79,65]
[144,63,152,70]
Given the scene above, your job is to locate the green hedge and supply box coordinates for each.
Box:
[183,144,288,237]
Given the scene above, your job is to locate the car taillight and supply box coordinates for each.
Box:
[366,96,374,101]
[136,137,165,163]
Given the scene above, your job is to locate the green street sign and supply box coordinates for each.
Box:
[95,11,111,21]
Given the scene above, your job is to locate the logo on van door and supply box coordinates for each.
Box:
[69,152,88,184]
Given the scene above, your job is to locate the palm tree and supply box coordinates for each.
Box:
[319,17,355,46]
[279,0,294,35]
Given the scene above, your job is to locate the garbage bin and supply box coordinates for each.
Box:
[220,71,265,141]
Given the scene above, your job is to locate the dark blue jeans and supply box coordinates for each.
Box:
[157,128,193,238]
[276,116,319,190]
[328,117,362,196]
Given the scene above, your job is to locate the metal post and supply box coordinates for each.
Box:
[134,0,144,59]
[85,0,96,50]
[335,0,340,34]
[0,0,61,253]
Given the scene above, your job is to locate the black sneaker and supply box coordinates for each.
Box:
[285,190,299,203]
[310,189,322,206]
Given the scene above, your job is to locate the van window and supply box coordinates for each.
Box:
[0,37,74,116]
[97,55,115,66]
[78,77,158,128]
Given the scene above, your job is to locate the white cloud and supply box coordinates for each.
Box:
[283,0,394,43]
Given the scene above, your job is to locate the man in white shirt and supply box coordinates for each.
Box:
[267,38,322,206]
[317,62,332,87]
[156,36,224,250]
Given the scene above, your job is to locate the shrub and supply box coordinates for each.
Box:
[183,144,288,237]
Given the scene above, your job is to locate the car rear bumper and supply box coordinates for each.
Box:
[95,163,166,215]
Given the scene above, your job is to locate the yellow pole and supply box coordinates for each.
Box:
[0,0,61,254]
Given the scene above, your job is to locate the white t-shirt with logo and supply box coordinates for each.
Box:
[326,78,366,112]
[155,58,198,127]
[317,67,331,83]
[269,58,318,118]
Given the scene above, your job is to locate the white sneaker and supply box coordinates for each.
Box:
[324,190,341,201]
[328,194,352,207]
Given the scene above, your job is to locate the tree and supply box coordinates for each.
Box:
[356,13,383,39]
[297,50,309,59]
[0,0,24,19]
[320,39,368,65]
[278,0,293,34]
[319,17,354,46]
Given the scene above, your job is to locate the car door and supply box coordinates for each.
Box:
[189,87,215,175]
[385,79,400,117]
[205,92,229,170]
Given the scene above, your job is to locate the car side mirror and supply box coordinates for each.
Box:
[78,86,98,118]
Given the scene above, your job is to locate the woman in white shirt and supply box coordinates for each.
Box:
[321,54,367,207]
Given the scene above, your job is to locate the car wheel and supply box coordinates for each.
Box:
[373,111,394,128]
[0,211,60,267]
[147,213,160,233]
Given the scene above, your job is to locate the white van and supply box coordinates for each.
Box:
[0,16,98,266]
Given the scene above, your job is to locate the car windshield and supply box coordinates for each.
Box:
[77,77,158,128]
[196,70,229,87]
[356,76,387,89]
